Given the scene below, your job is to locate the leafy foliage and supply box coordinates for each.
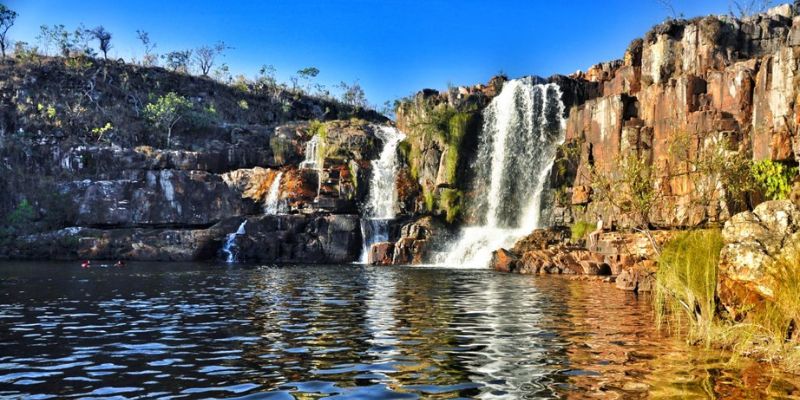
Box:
[751,160,798,201]
[143,92,192,147]
[0,3,17,60]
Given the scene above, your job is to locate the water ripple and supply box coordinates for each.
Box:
[0,262,798,399]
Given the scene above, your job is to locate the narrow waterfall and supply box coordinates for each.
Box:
[442,78,565,268]
[299,135,322,198]
[264,172,284,215]
[222,220,247,263]
[299,135,321,170]
[359,126,406,263]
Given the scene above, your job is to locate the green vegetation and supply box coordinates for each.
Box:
[751,160,798,201]
[91,122,113,142]
[591,154,657,231]
[655,230,800,373]
[142,93,217,148]
[0,4,17,60]
[570,220,595,242]
[438,189,463,224]
[655,230,723,338]
[0,199,35,246]
[143,92,193,147]
[423,188,435,213]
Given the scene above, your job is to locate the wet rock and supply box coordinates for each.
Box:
[368,242,395,265]
[491,248,521,273]
[235,214,362,263]
[615,261,657,292]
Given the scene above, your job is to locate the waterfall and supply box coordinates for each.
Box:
[442,78,565,268]
[299,135,321,171]
[360,126,406,263]
[300,135,322,199]
[222,220,247,263]
[264,172,284,215]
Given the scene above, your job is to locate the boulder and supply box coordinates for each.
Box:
[491,248,521,273]
[718,200,800,312]
[368,242,395,265]
[615,261,657,292]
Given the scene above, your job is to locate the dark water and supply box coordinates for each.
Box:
[0,263,798,399]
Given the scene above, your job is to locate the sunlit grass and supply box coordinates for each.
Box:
[655,230,800,374]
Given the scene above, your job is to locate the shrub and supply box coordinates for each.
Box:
[570,221,595,242]
[142,92,194,147]
[751,160,798,201]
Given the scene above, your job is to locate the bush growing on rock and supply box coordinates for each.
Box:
[751,160,798,201]
[143,92,192,147]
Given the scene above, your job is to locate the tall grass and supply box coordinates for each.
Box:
[655,229,723,342]
[655,230,800,373]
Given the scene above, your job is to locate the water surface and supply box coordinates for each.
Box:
[0,262,798,399]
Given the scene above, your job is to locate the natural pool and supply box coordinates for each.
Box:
[0,262,798,399]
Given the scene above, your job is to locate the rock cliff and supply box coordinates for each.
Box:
[0,57,389,262]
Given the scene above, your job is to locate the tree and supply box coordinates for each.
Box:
[0,4,17,60]
[297,66,320,92]
[194,41,228,76]
[37,24,68,56]
[162,50,192,73]
[136,29,157,66]
[337,80,367,108]
[143,92,192,147]
[89,26,112,59]
[730,0,773,17]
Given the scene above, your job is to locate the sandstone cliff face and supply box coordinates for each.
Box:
[555,6,800,229]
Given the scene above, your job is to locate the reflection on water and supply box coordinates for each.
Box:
[0,262,798,399]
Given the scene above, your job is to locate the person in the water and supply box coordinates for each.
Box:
[81,260,91,269]
[115,260,125,268]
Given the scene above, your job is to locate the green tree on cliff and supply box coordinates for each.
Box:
[0,4,17,60]
[143,92,192,148]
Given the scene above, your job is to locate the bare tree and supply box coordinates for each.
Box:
[730,0,773,17]
[136,30,157,66]
[655,0,681,19]
[89,26,112,59]
[0,4,18,60]
[194,41,228,77]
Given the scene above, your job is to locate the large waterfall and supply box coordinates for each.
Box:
[360,126,406,263]
[442,78,565,268]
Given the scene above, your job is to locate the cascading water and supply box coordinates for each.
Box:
[359,126,406,263]
[264,172,284,215]
[299,135,322,199]
[222,220,247,263]
[299,135,321,170]
[442,78,565,268]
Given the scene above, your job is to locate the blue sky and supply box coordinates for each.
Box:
[6,0,744,107]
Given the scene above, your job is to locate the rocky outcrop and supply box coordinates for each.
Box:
[61,169,255,227]
[490,227,673,292]
[364,216,455,265]
[718,200,800,316]
[551,6,800,230]
[0,57,388,262]
[233,214,363,263]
